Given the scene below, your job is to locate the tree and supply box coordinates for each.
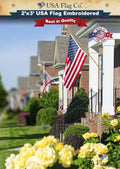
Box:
[24,97,40,125]
[39,88,59,110]
[65,88,89,123]
[9,87,17,92]
[0,75,8,109]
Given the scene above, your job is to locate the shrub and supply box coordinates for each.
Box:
[64,134,84,150]
[25,97,40,125]
[36,109,45,126]
[65,88,88,123]
[40,107,57,125]
[39,88,59,110]
[101,129,113,145]
[64,125,89,138]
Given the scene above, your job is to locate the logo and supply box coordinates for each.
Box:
[38,2,45,9]
[89,27,113,43]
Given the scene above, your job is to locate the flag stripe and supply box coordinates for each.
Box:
[64,49,82,86]
[68,54,87,90]
[63,35,87,90]
[64,49,80,84]
[66,51,85,89]
[42,71,52,94]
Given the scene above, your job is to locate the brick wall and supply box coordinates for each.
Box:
[18,89,29,109]
[19,89,28,100]
[80,70,89,93]
[79,112,116,138]
[66,70,89,106]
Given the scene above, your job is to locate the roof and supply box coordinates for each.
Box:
[30,56,40,75]
[54,36,69,66]
[18,77,29,90]
[53,36,89,68]
[38,41,55,64]
[18,76,40,91]
[28,76,40,91]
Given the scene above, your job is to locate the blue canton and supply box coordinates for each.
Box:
[68,35,79,62]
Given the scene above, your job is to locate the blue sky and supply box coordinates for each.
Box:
[0,19,61,91]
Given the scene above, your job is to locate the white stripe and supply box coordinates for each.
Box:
[64,48,80,82]
[64,59,70,82]
[67,53,86,89]
[65,49,83,87]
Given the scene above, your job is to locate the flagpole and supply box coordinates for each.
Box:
[70,33,104,75]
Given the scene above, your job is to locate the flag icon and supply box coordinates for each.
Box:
[42,71,52,94]
[64,35,87,90]
[96,30,105,39]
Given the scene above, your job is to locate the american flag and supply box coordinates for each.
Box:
[96,30,105,39]
[42,71,52,94]
[64,35,87,90]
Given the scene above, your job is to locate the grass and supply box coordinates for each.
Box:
[0,150,19,169]
[0,113,50,168]
[0,125,49,150]
[0,115,49,150]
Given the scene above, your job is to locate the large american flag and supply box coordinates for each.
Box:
[64,35,87,90]
[42,71,52,94]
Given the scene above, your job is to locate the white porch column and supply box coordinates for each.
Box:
[89,47,99,112]
[63,85,67,112]
[102,39,115,115]
[59,75,63,108]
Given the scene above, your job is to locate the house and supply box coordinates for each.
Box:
[53,25,89,112]
[7,89,19,110]
[29,56,41,98]
[18,77,29,109]
[75,17,120,115]
[37,41,58,93]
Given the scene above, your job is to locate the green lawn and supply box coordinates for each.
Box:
[0,114,50,168]
[0,150,19,169]
[0,125,49,150]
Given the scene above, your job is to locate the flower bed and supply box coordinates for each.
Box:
[5,113,120,169]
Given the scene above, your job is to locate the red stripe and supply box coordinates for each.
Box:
[64,59,71,85]
[65,49,81,82]
[68,54,87,90]
[66,51,84,89]
[64,49,81,85]
[65,49,82,86]
[42,76,52,94]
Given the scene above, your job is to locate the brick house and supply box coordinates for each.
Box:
[75,17,120,115]
[37,41,58,93]
[67,17,120,136]
[53,25,89,112]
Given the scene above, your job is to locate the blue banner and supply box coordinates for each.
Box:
[10,10,110,19]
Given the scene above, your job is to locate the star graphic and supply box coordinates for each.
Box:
[11,3,16,7]
[105,3,109,7]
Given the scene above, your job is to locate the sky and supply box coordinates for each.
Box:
[0,19,62,91]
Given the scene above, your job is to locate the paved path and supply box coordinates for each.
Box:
[0,114,4,120]
[0,113,4,121]
[6,147,21,151]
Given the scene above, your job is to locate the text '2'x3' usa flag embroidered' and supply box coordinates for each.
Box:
[43,71,52,94]
[64,35,87,90]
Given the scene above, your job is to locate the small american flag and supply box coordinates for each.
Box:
[64,35,87,90]
[96,30,105,39]
[42,71,52,94]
